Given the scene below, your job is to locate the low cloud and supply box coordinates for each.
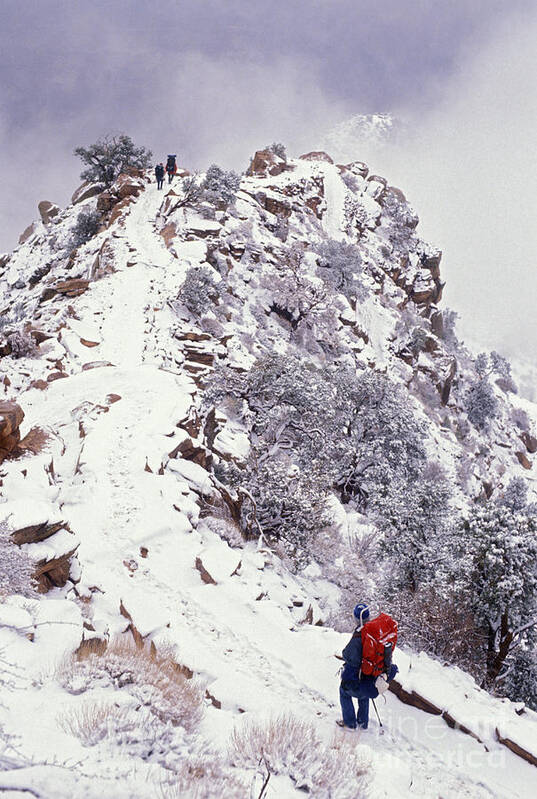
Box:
[329,9,537,359]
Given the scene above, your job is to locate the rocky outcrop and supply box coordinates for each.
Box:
[38,201,61,225]
[366,175,388,201]
[168,437,212,469]
[10,521,79,593]
[18,221,37,245]
[0,400,24,463]
[495,728,537,767]
[96,173,147,220]
[246,149,287,178]
[299,151,334,164]
[340,161,369,178]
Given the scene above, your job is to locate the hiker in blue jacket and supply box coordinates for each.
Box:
[155,163,165,190]
[337,603,398,730]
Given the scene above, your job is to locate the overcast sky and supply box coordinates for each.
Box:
[1,0,536,356]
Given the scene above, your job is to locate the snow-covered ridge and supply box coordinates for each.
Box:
[0,149,536,797]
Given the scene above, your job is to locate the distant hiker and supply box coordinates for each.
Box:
[155,163,165,190]
[337,603,398,731]
[166,154,177,184]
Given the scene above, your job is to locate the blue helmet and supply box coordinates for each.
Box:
[353,603,370,625]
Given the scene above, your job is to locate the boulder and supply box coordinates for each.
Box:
[0,253,10,270]
[38,201,61,225]
[246,149,287,178]
[35,547,79,592]
[0,401,24,437]
[299,151,334,164]
[160,222,177,248]
[115,174,144,200]
[520,431,537,454]
[516,451,532,470]
[0,401,24,463]
[71,182,103,205]
[54,278,89,297]
[108,197,133,226]
[30,379,48,391]
[366,175,387,201]
[47,371,68,383]
[168,437,212,469]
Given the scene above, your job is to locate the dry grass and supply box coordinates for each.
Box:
[56,636,204,732]
[160,755,246,799]
[230,714,370,798]
[58,700,133,746]
[18,426,50,455]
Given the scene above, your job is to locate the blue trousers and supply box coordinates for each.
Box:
[339,680,372,729]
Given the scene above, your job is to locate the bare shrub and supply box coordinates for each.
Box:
[7,329,37,359]
[229,714,370,797]
[56,637,203,732]
[385,587,486,680]
[313,736,371,799]
[0,520,37,598]
[160,753,245,799]
[201,515,244,548]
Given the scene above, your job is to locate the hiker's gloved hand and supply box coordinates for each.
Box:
[375,674,390,695]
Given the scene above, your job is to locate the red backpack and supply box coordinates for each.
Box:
[360,613,398,677]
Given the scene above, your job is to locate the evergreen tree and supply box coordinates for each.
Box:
[455,503,537,686]
[74,134,152,188]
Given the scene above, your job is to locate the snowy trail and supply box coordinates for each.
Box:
[319,162,347,240]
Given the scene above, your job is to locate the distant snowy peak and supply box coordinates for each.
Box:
[321,112,404,164]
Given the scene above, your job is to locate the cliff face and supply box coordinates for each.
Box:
[0,149,536,797]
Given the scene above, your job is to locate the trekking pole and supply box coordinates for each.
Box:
[372,698,383,730]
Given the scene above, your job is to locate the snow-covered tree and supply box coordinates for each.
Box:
[499,648,537,710]
[74,134,152,188]
[70,208,101,249]
[343,195,370,235]
[264,244,333,332]
[455,503,537,685]
[377,462,454,591]
[266,142,286,160]
[202,164,240,206]
[178,266,221,316]
[315,239,366,302]
[500,477,528,513]
[207,355,430,565]
[464,376,498,430]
